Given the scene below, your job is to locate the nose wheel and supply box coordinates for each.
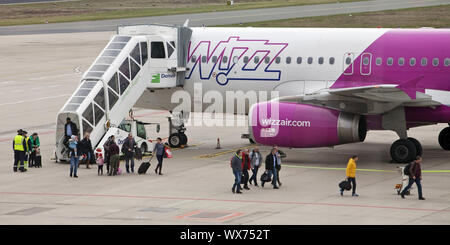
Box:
[168,132,187,148]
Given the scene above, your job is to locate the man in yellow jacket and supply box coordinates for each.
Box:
[341,155,359,196]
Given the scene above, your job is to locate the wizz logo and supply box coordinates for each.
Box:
[185,37,288,86]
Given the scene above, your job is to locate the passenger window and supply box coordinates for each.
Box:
[212,56,217,63]
[421,58,427,66]
[222,56,228,63]
[202,56,207,63]
[265,56,270,64]
[151,42,166,59]
[94,104,104,126]
[329,57,335,65]
[297,57,302,64]
[167,42,175,58]
[130,59,140,80]
[191,55,197,63]
[108,88,118,108]
[286,57,291,64]
[119,73,130,95]
[308,57,313,64]
[82,103,94,126]
[433,58,439,66]
[363,57,370,65]
[318,57,324,65]
[445,58,450,66]
[119,58,130,79]
[140,42,148,65]
[244,56,249,64]
[254,56,260,64]
[130,44,141,65]
[398,57,405,66]
[345,57,351,65]
[94,89,105,110]
[275,57,281,64]
[82,119,93,134]
[108,73,119,94]
[409,58,416,66]
[376,57,382,65]
[387,57,393,66]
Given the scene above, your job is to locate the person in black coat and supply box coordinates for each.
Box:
[79,132,93,169]
[263,148,279,189]
[122,133,137,173]
[63,117,79,150]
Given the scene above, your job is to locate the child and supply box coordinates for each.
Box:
[68,135,79,178]
[97,153,104,175]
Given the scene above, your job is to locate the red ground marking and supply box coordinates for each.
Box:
[0,191,448,213]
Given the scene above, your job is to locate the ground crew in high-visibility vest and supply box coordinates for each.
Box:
[13,129,27,172]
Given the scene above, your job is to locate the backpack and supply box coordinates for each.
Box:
[404,162,413,175]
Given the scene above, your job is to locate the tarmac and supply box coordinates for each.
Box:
[1,0,449,35]
[1,31,450,225]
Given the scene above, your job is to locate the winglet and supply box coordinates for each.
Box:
[396,76,424,99]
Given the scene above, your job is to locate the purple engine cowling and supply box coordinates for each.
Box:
[249,102,367,148]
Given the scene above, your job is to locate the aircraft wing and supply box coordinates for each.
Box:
[277,84,441,115]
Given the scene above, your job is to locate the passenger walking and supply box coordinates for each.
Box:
[63,117,78,153]
[96,153,104,175]
[274,146,282,186]
[68,135,79,178]
[123,133,137,173]
[108,140,120,176]
[263,148,279,189]
[153,137,165,175]
[103,135,115,174]
[401,156,425,200]
[79,132,93,169]
[340,155,359,196]
[249,147,263,186]
[13,129,27,172]
[231,149,243,194]
[29,133,40,168]
[241,149,251,190]
[23,131,30,171]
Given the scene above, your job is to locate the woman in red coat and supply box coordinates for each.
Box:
[241,149,251,190]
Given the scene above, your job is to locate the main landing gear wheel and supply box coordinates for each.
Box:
[169,133,182,148]
[179,133,188,145]
[407,137,422,156]
[438,127,450,150]
[390,139,417,163]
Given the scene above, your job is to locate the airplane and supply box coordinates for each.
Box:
[55,23,450,163]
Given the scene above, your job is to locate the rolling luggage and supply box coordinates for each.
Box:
[138,161,151,174]
[35,155,42,168]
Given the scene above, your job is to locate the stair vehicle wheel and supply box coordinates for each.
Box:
[407,137,422,156]
[140,143,147,157]
[390,139,417,163]
[179,133,188,145]
[438,127,450,150]
[249,138,255,144]
[169,133,182,148]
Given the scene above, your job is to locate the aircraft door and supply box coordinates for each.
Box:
[360,53,372,75]
[148,37,177,88]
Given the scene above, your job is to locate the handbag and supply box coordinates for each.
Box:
[339,179,352,191]
[260,171,271,182]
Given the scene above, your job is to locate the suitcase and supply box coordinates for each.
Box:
[138,161,151,174]
[35,155,42,168]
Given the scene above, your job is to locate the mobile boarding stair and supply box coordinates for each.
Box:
[55,24,192,161]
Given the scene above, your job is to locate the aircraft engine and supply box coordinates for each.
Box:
[248,102,367,148]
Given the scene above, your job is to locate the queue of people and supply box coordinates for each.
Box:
[231,146,283,193]
[13,129,41,172]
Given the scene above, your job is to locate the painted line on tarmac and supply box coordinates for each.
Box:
[1,191,449,213]
[283,165,450,173]
[0,94,70,106]
[195,146,251,159]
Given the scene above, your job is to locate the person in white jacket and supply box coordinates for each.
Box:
[249,147,263,187]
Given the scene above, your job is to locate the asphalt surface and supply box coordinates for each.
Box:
[0,0,76,5]
[0,31,450,225]
[1,0,449,35]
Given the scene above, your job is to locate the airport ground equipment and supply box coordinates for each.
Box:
[55,24,192,162]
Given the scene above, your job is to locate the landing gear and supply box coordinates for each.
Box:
[390,139,417,163]
[438,127,450,150]
[407,137,422,156]
[168,111,189,148]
